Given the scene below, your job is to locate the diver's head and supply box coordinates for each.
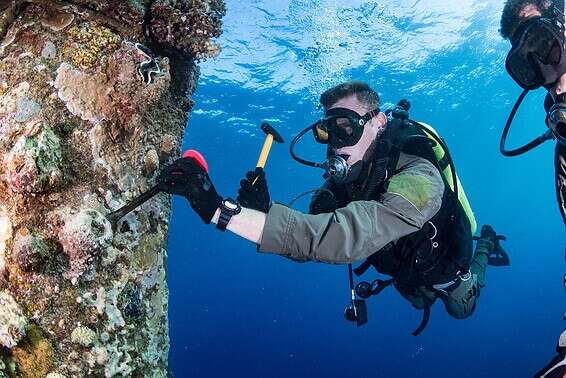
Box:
[499,1,566,146]
[501,0,566,94]
[318,81,387,166]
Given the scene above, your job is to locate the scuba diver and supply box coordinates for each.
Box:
[500,0,566,223]
[500,0,566,376]
[157,81,509,335]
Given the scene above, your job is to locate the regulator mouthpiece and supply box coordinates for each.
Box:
[324,155,349,182]
[549,102,566,145]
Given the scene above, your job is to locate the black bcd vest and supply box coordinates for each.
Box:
[321,119,473,289]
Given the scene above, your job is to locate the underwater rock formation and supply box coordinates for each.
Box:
[0,0,225,376]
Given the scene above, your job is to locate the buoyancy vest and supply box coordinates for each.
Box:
[322,114,475,288]
[364,121,474,287]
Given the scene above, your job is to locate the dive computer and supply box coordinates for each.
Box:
[216,198,241,231]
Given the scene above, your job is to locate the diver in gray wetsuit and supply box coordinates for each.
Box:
[157,81,509,334]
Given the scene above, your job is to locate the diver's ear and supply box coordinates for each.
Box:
[375,112,387,127]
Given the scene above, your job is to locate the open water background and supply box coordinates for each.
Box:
[167,1,566,376]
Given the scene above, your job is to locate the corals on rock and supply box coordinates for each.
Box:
[58,209,113,280]
[159,134,177,161]
[54,63,112,124]
[54,41,171,136]
[0,290,27,348]
[11,325,54,377]
[3,127,63,193]
[0,0,223,375]
[143,148,159,176]
[148,0,226,59]
[10,228,51,271]
[60,0,145,27]
[45,373,67,378]
[0,81,43,146]
[71,326,96,347]
[64,23,121,70]
[0,211,12,285]
[40,10,75,32]
[41,41,58,60]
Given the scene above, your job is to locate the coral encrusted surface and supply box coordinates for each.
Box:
[0,1,225,377]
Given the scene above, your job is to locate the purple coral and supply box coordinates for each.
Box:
[58,209,113,280]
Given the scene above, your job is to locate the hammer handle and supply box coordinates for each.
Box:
[256,134,274,169]
[253,134,274,185]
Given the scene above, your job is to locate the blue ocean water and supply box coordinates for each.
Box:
[167,1,566,377]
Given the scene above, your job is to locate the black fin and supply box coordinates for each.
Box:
[488,235,510,266]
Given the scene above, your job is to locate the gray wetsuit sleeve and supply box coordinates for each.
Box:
[258,154,444,263]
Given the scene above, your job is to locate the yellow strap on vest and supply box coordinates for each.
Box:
[416,122,477,234]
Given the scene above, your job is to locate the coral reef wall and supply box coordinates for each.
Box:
[0,1,225,377]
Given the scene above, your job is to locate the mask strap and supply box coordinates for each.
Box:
[361,108,381,124]
[500,88,555,156]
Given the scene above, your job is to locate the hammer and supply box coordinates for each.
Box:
[106,150,209,230]
[253,122,284,185]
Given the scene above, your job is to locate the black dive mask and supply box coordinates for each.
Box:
[312,107,380,149]
[290,107,378,184]
[506,9,566,90]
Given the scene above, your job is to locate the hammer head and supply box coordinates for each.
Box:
[261,122,284,143]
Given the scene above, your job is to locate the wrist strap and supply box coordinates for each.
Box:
[216,198,241,231]
[216,210,232,231]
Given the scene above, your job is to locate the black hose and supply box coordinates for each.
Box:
[500,88,551,156]
[290,126,324,168]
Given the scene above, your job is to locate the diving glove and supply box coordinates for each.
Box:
[237,168,270,213]
[473,224,510,266]
[157,157,222,224]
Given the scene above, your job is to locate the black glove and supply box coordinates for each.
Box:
[157,157,222,224]
[237,168,270,213]
[309,188,338,214]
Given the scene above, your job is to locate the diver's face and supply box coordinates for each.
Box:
[328,95,387,166]
[516,5,566,100]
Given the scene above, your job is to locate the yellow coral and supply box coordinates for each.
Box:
[11,326,54,378]
[65,23,121,69]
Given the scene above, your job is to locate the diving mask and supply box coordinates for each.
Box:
[312,107,380,148]
[505,8,566,90]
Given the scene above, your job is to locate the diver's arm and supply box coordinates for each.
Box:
[217,154,444,263]
[210,207,267,244]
